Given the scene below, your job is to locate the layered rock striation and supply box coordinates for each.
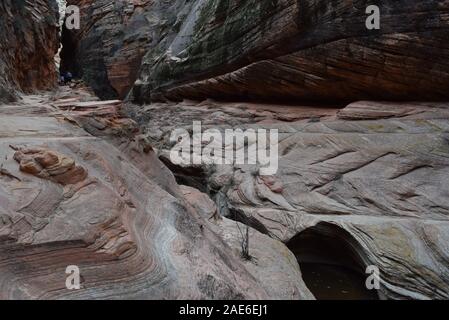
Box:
[61,1,449,103]
[0,86,313,299]
[133,0,449,103]
[128,99,449,299]
[0,0,60,103]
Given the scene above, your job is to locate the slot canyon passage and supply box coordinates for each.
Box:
[1,0,449,300]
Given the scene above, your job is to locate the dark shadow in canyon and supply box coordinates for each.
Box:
[59,24,80,79]
[60,24,118,100]
[287,222,380,300]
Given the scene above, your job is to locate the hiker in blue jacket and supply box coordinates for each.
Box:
[59,71,73,85]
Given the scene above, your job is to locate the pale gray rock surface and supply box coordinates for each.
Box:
[127,99,449,300]
[181,185,314,300]
[0,86,312,300]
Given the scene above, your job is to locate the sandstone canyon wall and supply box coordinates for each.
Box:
[135,0,449,103]
[61,0,165,100]
[128,99,449,299]
[0,1,314,300]
[0,0,60,103]
[61,0,449,103]
[1,0,449,301]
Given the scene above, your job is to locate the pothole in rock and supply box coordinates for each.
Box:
[287,222,380,300]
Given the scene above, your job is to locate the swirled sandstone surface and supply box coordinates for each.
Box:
[127,99,449,300]
[0,86,313,299]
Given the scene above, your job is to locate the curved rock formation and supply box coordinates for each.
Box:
[62,1,449,103]
[133,0,449,103]
[13,147,88,185]
[0,0,60,103]
[287,222,381,300]
[130,99,449,299]
[181,185,314,299]
[0,86,313,299]
[2,0,449,301]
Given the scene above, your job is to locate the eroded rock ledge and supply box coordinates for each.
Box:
[134,0,449,103]
[61,1,449,103]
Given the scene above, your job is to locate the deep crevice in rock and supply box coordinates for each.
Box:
[228,208,271,236]
[159,156,271,238]
[287,222,380,300]
[54,0,67,70]
[59,22,118,100]
[159,155,209,194]
[59,23,80,78]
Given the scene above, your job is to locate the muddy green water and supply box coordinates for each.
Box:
[301,263,379,300]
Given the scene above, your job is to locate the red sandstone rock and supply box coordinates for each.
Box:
[14,147,88,185]
[1,85,314,300]
[62,0,156,99]
[0,0,59,102]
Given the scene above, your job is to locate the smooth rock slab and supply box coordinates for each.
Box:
[130,99,449,299]
[0,90,312,300]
